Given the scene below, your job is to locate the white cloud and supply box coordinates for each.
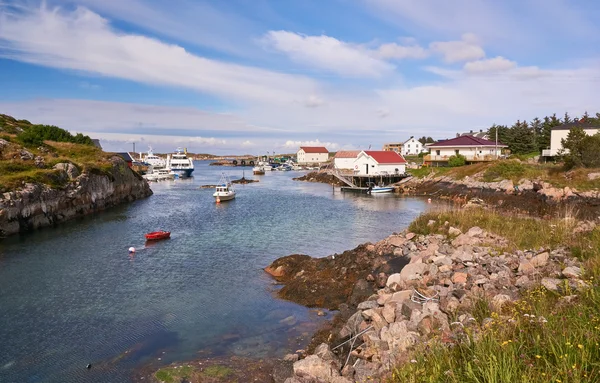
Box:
[463,56,516,73]
[304,95,325,108]
[0,5,320,105]
[262,30,394,78]
[241,140,253,147]
[429,33,485,63]
[375,42,428,60]
[282,139,339,150]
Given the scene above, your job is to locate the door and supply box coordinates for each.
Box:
[365,164,369,175]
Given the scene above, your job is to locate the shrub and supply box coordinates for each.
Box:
[447,154,466,167]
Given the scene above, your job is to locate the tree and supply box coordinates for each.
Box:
[560,127,600,169]
[563,112,572,124]
[418,136,435,145]
[508,120,536,154]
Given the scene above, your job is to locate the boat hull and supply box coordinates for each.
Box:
[370,187,394,193]
[171,168,194,178]
[145,231,171,240]
[213,192,236,201]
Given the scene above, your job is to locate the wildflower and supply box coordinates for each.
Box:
[535,355,541,359]
[410,359,417,363]
[578,344,584,349]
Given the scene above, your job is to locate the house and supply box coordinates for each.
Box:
[333,150,361,170]
[296,146,329,165]
[424,135,507,166]
[116,152,134,167]
[543,120,599,157]
[456,129,488,140]
[401,136,426,156]
[353,150,407,176]
[382,142,403,153]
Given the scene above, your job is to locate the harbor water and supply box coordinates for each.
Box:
[0,161,433,383]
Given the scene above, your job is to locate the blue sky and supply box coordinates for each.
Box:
[0,0,599,154]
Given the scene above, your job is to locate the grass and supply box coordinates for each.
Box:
[0,139,117,192]
[154,364,233,383]
[408,160,600,191]
[391,208,600,383]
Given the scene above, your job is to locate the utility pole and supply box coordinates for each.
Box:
[495,128,498,160]
[133,142,135,154]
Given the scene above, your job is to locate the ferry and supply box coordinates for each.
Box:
[166,148,194,178]
[142,146,166,168]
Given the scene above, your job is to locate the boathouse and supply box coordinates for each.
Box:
[353,150,407,176]
[297,146,329,165]
[333,150,360,170]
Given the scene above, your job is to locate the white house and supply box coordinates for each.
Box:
[544,121,599,157]
[297,146,329,165]
[353,150,407,176]
[424,135,506,165]
[333,150,360,170]
[401,137,425,156]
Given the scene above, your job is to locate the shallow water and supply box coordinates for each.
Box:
[0,162,433,382]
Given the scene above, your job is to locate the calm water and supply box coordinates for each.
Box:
[0,161,432,383]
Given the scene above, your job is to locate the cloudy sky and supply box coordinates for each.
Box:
[0,0,598,155]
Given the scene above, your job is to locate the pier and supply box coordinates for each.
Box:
[323,167,410,193]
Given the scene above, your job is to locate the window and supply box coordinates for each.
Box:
[436,150,440,155]
[455,149,459,155]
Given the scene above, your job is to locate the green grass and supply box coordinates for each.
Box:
[203,365,233,378]
[392,209,600,383]
[154,365,195,383]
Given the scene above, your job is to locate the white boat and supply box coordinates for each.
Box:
[142,146,166,168]
[166,147,194,178]
[143,166,176,182]
[253,165,265,175]
[367,182,394,194]
[213,173,236,201]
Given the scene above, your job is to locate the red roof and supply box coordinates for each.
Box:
[428,135,506,147]
[334,150,360,158]
[300,146,329,153]
[364,150,407,164]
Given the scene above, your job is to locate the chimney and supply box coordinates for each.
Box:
[480,129,483,133]
[456,133,460,137]
[470,130,473,133]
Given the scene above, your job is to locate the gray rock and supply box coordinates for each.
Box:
[491,294,512,311]
[562,266,582,279]
[273,360,295,383]
[518,259,535,275]
[399,263,438,281]
[293,355,340,381]
[515,275,531,288]
[53,162,81,180]
[466,226,484,237]
[448,227,462,236]
[531,252,549,267]
[388,235,407,247]
[541,277,563,292]
[357,300,379,310]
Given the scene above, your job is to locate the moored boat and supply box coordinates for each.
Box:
[166,148,194,178]
[213,173,236,201]
[145,230,171,241]
[367,182,394,194]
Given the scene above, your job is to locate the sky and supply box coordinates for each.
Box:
[0,0,599,155]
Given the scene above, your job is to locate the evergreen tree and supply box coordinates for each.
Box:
[530,117,542,151]
[509,120,536,154]
[563,112,572,124]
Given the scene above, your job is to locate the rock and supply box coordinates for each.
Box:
[357,300,379,310]
[452,234,478,247]
[466,226,484,237]
[531,252,549,267]
[284,354,299,362]
[399,263,438,281]
[562,266,582,279]
[280,316,297,326]
[388,235,406,247]
[515,275,531,288]
[451,272,468,284]
[588,172,600,181]
[518,259,535,275]
[491,294,512,311]
[265,265,286,278]
[448,227,462,236]
[366,274,375,282]
[362,309,388,331]
[375,272,387,288]
[389,290,412,304]
[440,296,460,314]
[405,232,415,240]
[53,162,81,180]
[293,355,340,381]
[339,311,364,338]
[273,360,295,383]
[541,277,563,292]
[386,273,402,287]
[382,302,396,323]
[19,149,34,160]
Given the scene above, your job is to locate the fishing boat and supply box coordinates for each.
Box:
[213,173,236,201]
[166,148,194,178]
[145,230,171,241]
[252,165,265,175]
[366,182,394,194]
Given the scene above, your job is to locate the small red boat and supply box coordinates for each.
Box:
[145,231,171,241]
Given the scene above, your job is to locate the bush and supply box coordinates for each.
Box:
[447,154,466,167]
[17,124,93,147]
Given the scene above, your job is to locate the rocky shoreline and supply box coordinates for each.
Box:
[0,156,152,237]
[266,221,593,382]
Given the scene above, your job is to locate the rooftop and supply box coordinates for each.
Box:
[299,146,329,153]
[334,150,360,158]
[427,135,507,147]
[363,150,407,164]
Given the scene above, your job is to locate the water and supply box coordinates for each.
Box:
[0,161,432,383]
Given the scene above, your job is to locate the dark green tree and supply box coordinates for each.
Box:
[560,127,595,169]
[563,112,572,124]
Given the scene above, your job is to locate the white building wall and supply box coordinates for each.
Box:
[334,158,356,169]
[402,138,424,156]
[352,154,406,175]
[428,147,501,159]
[297,150,329,164]
[549,128,598,156]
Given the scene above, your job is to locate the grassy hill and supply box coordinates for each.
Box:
[0,114,115,192]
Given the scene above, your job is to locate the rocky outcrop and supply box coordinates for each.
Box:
[293,172,345,186]
[0,156,152,236]
[273,226,589,382]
